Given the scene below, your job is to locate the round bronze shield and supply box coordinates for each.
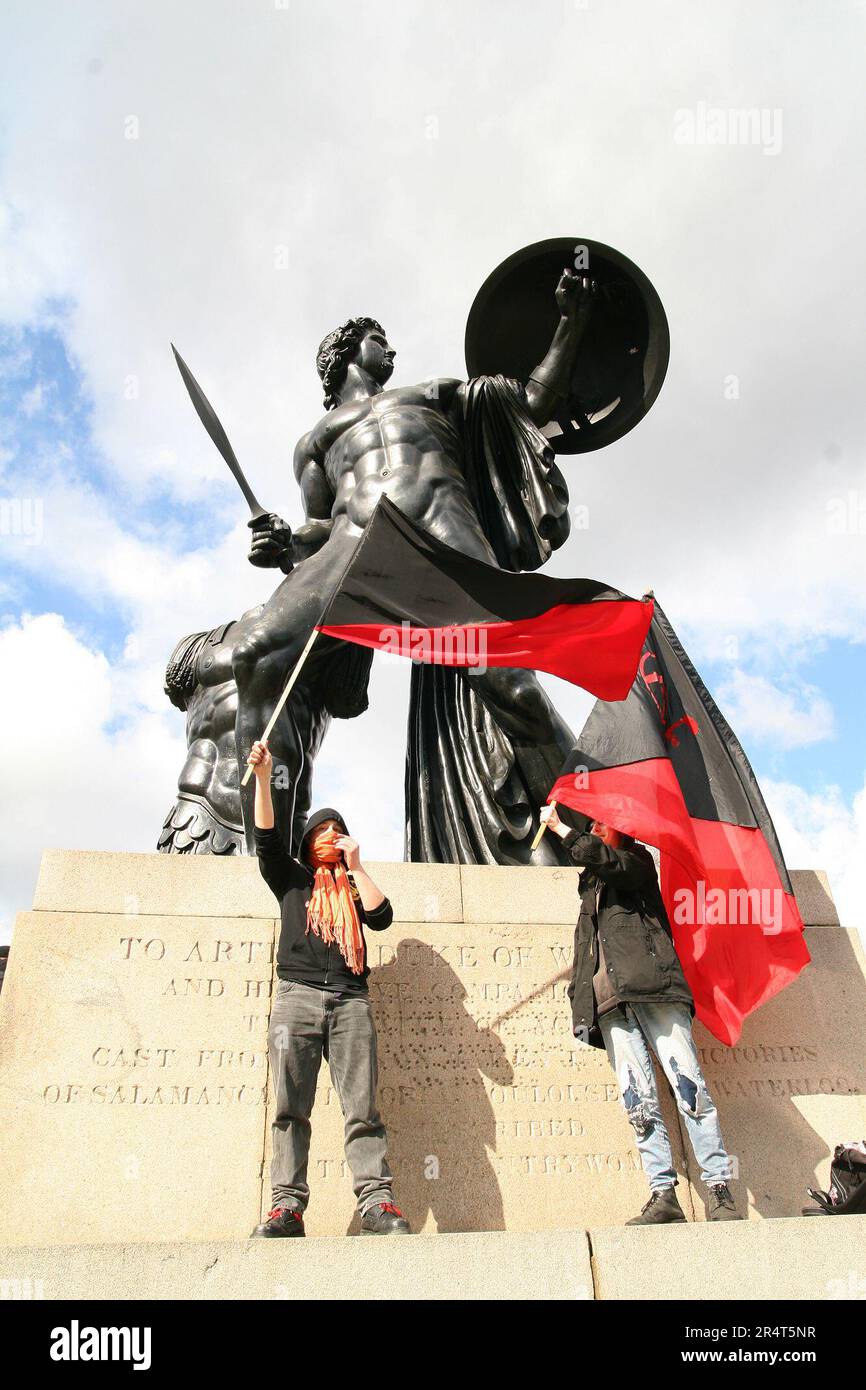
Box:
[464,237,670,454]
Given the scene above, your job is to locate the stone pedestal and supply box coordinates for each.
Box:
[0,851,862,1247]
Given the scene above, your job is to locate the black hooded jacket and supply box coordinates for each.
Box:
[254,806,393,992]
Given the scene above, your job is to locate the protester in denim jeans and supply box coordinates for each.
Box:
[540,803,743,1225]
[248,738,410,1238]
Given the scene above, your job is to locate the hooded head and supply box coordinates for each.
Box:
[588,819,635,850]
[300,806,349,867]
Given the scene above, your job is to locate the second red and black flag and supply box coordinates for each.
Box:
[545,602,810,1045]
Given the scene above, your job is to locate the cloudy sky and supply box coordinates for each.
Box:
[1,0,864,943]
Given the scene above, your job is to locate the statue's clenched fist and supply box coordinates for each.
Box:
[248,513,294,572]
[555,268,597,323]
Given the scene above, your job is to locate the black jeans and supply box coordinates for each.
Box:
[267,979,394,1214]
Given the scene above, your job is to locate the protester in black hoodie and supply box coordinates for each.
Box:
[248,738,410,1237]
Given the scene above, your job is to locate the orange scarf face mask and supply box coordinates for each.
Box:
[304,826,365,975]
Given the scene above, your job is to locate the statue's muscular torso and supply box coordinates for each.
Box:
[299,381,495,557]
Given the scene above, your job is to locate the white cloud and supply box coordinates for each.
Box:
[0,612,186,940]
[763,775,866,941]
[715,670,835,750]
[19,380,44,416]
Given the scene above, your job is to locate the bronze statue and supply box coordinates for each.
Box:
[159,239,670,864]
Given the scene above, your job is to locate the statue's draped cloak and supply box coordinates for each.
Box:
[405,375,576,865]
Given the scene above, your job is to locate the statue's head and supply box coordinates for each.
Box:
[316,316,394,409]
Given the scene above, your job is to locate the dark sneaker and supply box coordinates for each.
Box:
[250,1206,305,1238]
[360,1201,411,1235]
[626,1186,687,1226]
[707,1182,743,1221]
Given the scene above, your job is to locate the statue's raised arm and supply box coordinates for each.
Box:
[523,269,597,426]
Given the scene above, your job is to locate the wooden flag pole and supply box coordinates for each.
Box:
[239,505,382,787]
[240,626,320,787]
[530,800,557,852]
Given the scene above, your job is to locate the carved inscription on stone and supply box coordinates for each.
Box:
[37,928,274,1108]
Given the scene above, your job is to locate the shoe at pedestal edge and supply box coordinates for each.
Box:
[360,1201,411,1235]
[706,1182,744,1221]
[625,1186,687,1226]
[251,1207,306,1238]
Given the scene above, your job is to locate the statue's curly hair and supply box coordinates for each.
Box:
[316,316,385,411]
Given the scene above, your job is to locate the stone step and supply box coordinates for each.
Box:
[1,1216,863,1301]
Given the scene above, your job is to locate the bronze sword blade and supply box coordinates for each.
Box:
[171,343,268,522]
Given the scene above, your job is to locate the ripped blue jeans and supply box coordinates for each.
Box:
[599,1002,732,1191]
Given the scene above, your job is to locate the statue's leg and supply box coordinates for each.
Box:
[265,697,308,853]
[406,661,576,866]
[230,537,356,850]
[287,690,331,853]
[232,604,307,850]
[462,665,577,864]
[160,622,252,854]
[464,664,573,756]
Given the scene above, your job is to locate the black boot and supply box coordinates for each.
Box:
[707,1182,743,1221]
[250,1206,305,1238]
[360,1201,411,1235]
[626,1186,687,1226]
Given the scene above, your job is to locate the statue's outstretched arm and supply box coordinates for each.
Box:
[524,270,597,427]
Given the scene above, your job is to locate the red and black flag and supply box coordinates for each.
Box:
[316,497,654,701]
[547,601,810,1045]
